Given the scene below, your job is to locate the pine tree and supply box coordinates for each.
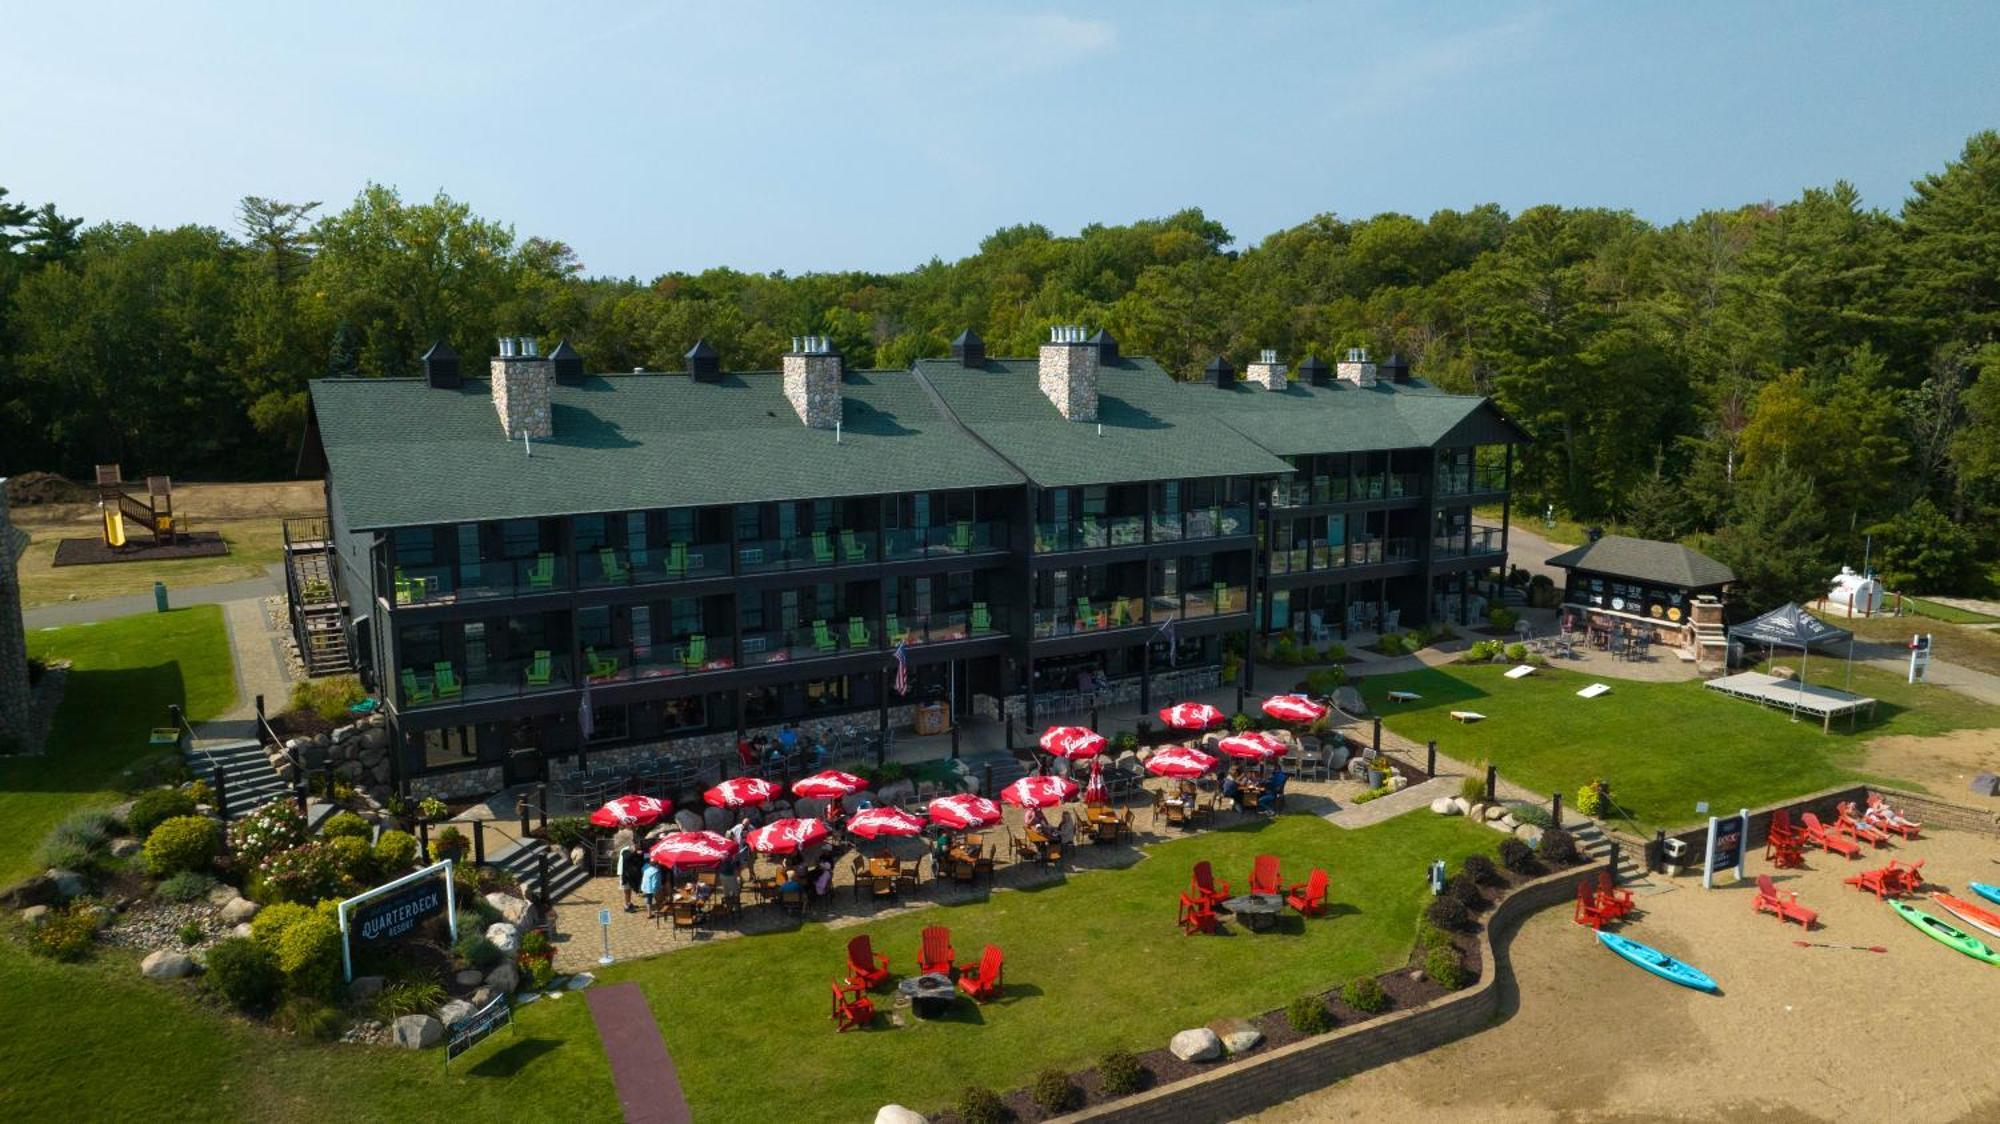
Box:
[326,320,360,380]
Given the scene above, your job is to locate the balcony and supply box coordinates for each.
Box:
[1151,583,1248,623]
[1436,467,1509,497]
[1034,515,1145,553]
[1031,595,1147,639]
[887,606,1003,647]
[1271,543,1345,575]
[1433,525,1505,559]
[453,554,572,603]
[739,618,882,665]
[882,520,1007,562]
[1345,537,1420,566]
[737,530,878,574]
[1272,478,1349,507]
[1182,504,1252,540]
[397,651,573,709]
[578,542,730,588]
[575,635,738,684]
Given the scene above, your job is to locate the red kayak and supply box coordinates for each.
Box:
[1933,893,2000,942]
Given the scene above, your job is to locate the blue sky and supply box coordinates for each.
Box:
[7,1,1998,277]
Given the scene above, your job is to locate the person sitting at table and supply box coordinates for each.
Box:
[778,722,800,755]
[930,829,952,867]
[1176,779,1199,805]
[1056,809,1078,847]
[736,736,757,769]
[1257,765,1291,816]
[778,862,804,895]
[1220,769,1241,804]
[1024,804,1052,837]
[812,853,836,897]
[691,879,715,906]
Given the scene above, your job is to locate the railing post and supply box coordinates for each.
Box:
[1371,717,1382,757]
[418,820,431,861]
[1485,763,1497,803]
[949,721,960,761]
[518,795,530,839]
[1607,841,1621,884]
[537,784,548,833]
[983,763,994,798]
[1089,706,1099,734]
[1425,740,1436,779]
[1005,716,1016,753]
[1651,829,1666,873]
[473,819,486,866]
[212,767,229,833]
[536,850,551,916]
[1552,791,1563,829]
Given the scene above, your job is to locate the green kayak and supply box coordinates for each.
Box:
[1889,900,2000,965]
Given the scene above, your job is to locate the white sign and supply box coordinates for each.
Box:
[1909,633,1932,684]
[598,907,615,966]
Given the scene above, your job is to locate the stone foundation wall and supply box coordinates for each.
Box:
[273,713,396,801]
[408,766,504,802]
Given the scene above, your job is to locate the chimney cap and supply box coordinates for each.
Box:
[1205,354,1237,388]
[1298,355,1331,383]
[789,335,838,356]
[1049,324,1090,344]
[422,339,459,361]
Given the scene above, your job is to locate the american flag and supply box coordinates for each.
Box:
[1156,617,1178,666]
[893,638,910,696]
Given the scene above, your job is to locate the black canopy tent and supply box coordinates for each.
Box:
[1727,603,1855,719]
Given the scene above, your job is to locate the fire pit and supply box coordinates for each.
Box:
[897,972,957,1019]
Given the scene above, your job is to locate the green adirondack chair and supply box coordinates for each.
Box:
[970,602,990,633]
[841,528,865,562]
[812,531,835,564]
[952,520,973,551]
[526,552,555,590]
[598,547,627,583]
[525,649,552,686]
[394,568,414,605]
[847,616,871,647]
[665,541,689,578]
[681,634,707,670]
[1214,581,1230,613]
[886,614,903,643]
[400,668,433,705]
[433,661,463,700]
[586,646,619,680]
[812,619,837,652]
[1076,597,1095,630]
[1113,598,1131,627]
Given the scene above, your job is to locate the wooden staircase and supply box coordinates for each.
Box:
[284,517,354,677]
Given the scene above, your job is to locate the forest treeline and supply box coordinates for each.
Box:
[4,132,2000,604]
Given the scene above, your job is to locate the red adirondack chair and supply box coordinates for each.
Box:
[845,934,890,990]
[831,978,875,1032]
[1595,870,1635,920]
[1765,810,1807,869]
[1190,861,1232,909]
[1835,803,1890,848]
[1178,892,1218,935]
[1865,794,1921,840]
[1286,869,1329,917]
[1573,879,1612,930]
[1843,864,1896,899]
[1800,812,1860,859]
[1249,853,1282,896]
[1753,874,1817,928]
[1886,858,1926,896]
[958,944,1004,1002]
[918,926,955,977]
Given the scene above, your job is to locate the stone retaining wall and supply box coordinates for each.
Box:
[1053,859,1604,1124]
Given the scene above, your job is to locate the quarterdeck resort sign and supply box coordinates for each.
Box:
[337,859,460,981]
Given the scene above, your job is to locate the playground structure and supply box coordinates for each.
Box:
[95,464,179,548]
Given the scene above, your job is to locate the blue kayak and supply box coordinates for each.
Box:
[1596,931,1719,993]
[1970,882,2000,908]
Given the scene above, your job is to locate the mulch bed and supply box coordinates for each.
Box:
[268,709,337,740]
[52,531,229,566]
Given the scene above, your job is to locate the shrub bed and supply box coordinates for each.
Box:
[144,816,220,877]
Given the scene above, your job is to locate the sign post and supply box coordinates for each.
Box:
[598,907,614,966]
[336,859,457,982]
[1908,633,1932,684]
[1702,808,1748,889]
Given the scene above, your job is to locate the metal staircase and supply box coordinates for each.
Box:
[283,517,354,676]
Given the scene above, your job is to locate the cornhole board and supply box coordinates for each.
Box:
[1576,683,1611,699]
[1504,665,1536,679]
[1387,690,1421,703]
[1449,710,1486,723]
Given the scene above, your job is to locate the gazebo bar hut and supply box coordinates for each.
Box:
[1545,535,1735,660]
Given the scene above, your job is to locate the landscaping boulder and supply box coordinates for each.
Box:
[299,743,330,769]
[1448,797,1471,816]
[19,904,49,927]
[1430,797,1458,815]
[46,869,87,900]
[206,884,240,907]
[1487,818,1513,834]
[436,999,474,1027]
[1332,686,1365,714]
[392,1014,444,1049]
[1207,1017,1263,1055]
[81,904,116,930]
[219,897,261,925]
[108,837,142,859]
[454,969,485,989]
[1483,805,1507,822]
[1514,824,1544,847]
[875,1107,928,1124]
[0,874,58,909]
[332,723,357,744]
[468,986,498,1009]
[361,726,391,751]
[232,922,254,939]
[1170,1027,1223,1062]
[484,891,537,929]
[485,922,520,957]
[673,809,703,833]
[484,961,520,993]
[348,975,386,1002]
[140,949,197,980]
[1386,774,1408,793]
[1500,813,1520,830]
[566,972,596,991]
[1971,772,1999,797]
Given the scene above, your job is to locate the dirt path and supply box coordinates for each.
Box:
[1252,826,2000,1123]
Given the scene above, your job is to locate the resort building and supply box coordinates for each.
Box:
[299,330,1526,797]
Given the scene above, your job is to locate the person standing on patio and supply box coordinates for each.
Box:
[614,828,642,912]
[640,857,664,918]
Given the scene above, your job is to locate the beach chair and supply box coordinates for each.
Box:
[598,547,627,583]
[971,602,991,633]
[844,934,890,990]
[400,668,434,705]
[847,616,871,648]
[1835,803,1890,848]
[919,926,955,976]
[1573,879,1612,930]
[812,531,835,564]
[1076,597,1095,631]
[1178,892,1218,935]
[525,649,552,687]
[432,661,463,700]
[1593,870,1634,920]
[1286,869,1329,918]
[1190,861,1231,909]
[812,619,837,653]
[1886,858,1926,896]
[664,541,689,579]
[1864,794,1921,839]
[831,979,875,1033]
[586,646,620,680]
[1799,813,1860,859]
[1753,875,1816,928]
[393,568,415,605]
[957,944,1004,1002]
[526,552,555,590]
[681,634,706,671]
[1249,854,1282,896]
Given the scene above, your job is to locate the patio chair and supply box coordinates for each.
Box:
[813,619,838,653]
[919,926,955,976]
[1864,794,1922,839]
[586,646,620,680]
[948,856,976,885]
[971,602,991,633]
[680,634,707,671]
[1249,854,1282,896]
[524,649,552,687]
[1075,597,1095,631]
[1835,803,1890,848]
[1010,832,1041,863]
[1753,875,1816,928]
[1844,864,1898,900]
[778,888,806,916]
[598,547,628,583]
[432,661,463,701]
[1190,861,1231,909]
[834,528,862,562]
[809,531,834,564]
[393,568,415,605]
[669,901,701,937]
[400,668,434,705]
[1163,800,1190,829]
[896,868,919,898]
[1573,879,1613,930]
[526,552,555,590]
[1178,892,1218,935]
[1595,870,1635,919]
[1887,858,1926,896]
[664,541,689,579]
[885,614,904,644]
[848,616,871,648]
[957,944,1003,1002]
[1286,868,1329,917]
[831,979,875,1033]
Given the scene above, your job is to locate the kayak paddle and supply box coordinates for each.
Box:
[1792,940,1888,953]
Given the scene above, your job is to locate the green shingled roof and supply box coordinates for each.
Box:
[911,358,1294,487]
[309,369,1024,530]
[1190,376,1529,456]
[1544,535,1735,588]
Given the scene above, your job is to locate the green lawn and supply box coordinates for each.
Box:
[1903,597,2000,625]
[1359,661,2000,832]
[4,606,236,883]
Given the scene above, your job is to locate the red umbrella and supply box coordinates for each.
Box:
[588,793,669,829]
[791,769,868,800]
[704,776,780,809]
[999,774,1079,808]
[846,807,926,841]
[1158,702,1226,731]
[1083,757,1108,805]
[1261,694,1328,724]
[1145,745,1219,778]
[1216,731,1287,761]
[647,830,739,869]
[744,817,830,855]
[1038,725,1107,760]
[926,793,1003,830]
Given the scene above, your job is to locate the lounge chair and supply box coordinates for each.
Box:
[1286,868,1329,917]
[679,634,707,671]
[586,646,620,680]
[393,568,415,605]
[1249,853,1282,896]
[830,979,874,1033]
[1594,870,1634,919]
[812,531,835,564]
[432,661,462,700]
[664,541,689,579]
[1076,597,1095,631]
[1800,812,1860,859]
[918,926,955,976]
[1573,879,1612,930]
[885,614,903,644]
[400,668,434,705]
[951,521,973,551]
[525,649,552,687]
[1753,875,1816,928]
[525,552,555,590]
[847,616,870,648]
[812,619,837,653]
[1190,861,1231,909]
[841,529,866,562]
[971,602,991,633]
[845,934,890,990]
[957,944,1003,1002]
[1835,803,1890,848]
[1844,864,1897,900]
[598,547,627,583]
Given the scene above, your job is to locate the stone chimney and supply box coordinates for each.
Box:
[1246,348,1287,391]
[1336,347,1377,387]
[0,480,31,752]
[783,336,843,430]
[491,336,553,439]
[1038,325,1098,421]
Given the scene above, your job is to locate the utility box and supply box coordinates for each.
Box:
[153,582,169,613]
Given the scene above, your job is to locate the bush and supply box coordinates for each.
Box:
[1538,827,1579,865]
[177,920,206,947]
[42,808,121,864]
[454,931,502,970]
[321,811,371,840]
[544,816,591,850]
[1426,892,1471,932]
[129,788,198,840]
[1286,994,1335,1035]
[524,956,556,991]
[328,835,374,885]
[1426,946,1469,990]
[205,937,281,1012]
[1461,854,1500,886]
[373,830,417,874]
[1498,837,1539,875]
[1509,802,1553,828]
[252,901,314,947]
[1415,922,1456,953]
[35,839,93,875]
[1464,639,1502,662]
[1031,1069,1079,1115]
[1503,642,1528,663]
[1445,872,1485,911]
[1097,1049,1146,1097]
[288,675,366,722]
[273,996,345,1041]
[430,825,467,863]
[260,842,342,904]
[375,979,446,1020]
[230,800,308,868]
[275,908,343,1001]
[418,796,448,822]
[156,869,219,902]
[1304,666,1347,696]
[519,929,553,960]
[1341,975,1388,1014]
[25,907,98,961]
[1487,607,1520,632]
[144,815,220,876]
[955,1085,1008,1124]
[1458,772,1488,803]
[1575,780,1607,817]
[116,751,188,794]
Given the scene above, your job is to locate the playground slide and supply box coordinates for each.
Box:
[104,508,126,548]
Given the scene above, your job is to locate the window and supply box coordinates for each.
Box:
[1160,481,1181,516]
[739,592,766,632]
[399,624,443,668]
[804,675,850,712]
[734,504,762,542]
[421,725,477,770]
[630,605,654,655]
[573,514,609,551]
[500,520,540,558]
[626,512,649,554]
[457,525,482,585]
[664,508,694,543]
[742,685,781,723]
[577,606,613,648]
[660,695,706,733]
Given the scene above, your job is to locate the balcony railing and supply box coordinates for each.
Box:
[737,530,877,574]
[579,542,730,588]
[882,520,1007,562]
[1182,504,1251,539]
[578,635,738,683]
[1433,525,1504,559]
[739,619,882,665]
[1436,467,1508,496]
[1034,515,1145,553]
[1272,477,1350,507]
[453,554,572,603]
[1271,543,1345,575]
[1031,595,1147,639]
[1345,537,1420,566]
[886,606,1003,646]
[397,652,573,709]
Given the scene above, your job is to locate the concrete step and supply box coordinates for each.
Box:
[489,839,591,905]
[185,738,296,821]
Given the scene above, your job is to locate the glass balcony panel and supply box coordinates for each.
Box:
[1150,514,1183,542]
[393,564,454,606]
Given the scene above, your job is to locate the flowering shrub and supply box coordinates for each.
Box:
[261,842,341,904]
[230,800,307,869]
[328,835,374,887]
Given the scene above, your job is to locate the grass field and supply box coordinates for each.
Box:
[1358,661,2000,832]
[1818,609,2000,679]
[1902,597,2000,625]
